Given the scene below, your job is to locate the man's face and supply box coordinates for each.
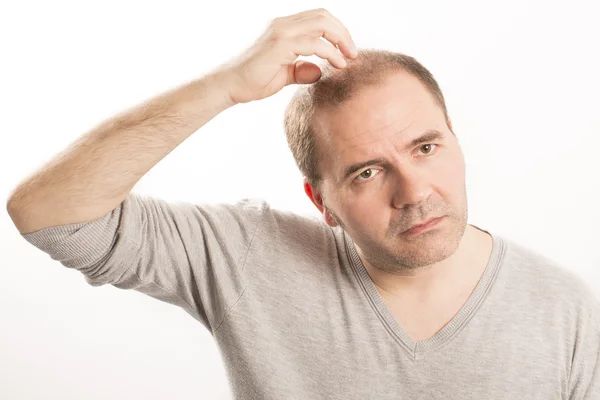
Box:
[308,71,468,273]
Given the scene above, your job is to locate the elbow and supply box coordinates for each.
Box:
[6,194,37,234]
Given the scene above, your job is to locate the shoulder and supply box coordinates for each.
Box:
[231,200,343,264]
[501,236,594,298]
[499,236,600,332]
[257,201,334,244]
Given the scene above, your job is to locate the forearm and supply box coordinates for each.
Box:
[7,72,235,234]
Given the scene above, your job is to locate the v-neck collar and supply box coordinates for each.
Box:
[343,225,506,361]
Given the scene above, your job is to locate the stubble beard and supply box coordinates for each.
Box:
[325,197,469,275]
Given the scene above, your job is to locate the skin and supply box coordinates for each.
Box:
[303,70,493,315]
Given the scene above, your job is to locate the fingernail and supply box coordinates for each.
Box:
[350,39,358,55]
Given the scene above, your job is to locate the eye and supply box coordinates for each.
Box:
[355,168,380,182]
[418,143,437,155]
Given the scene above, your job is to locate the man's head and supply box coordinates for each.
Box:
[283,49,468,274]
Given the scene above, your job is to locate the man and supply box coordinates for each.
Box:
[7,8,599,399]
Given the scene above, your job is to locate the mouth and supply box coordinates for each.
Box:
[401,216,445,236]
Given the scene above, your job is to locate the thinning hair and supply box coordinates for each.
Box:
[283,49,449,190]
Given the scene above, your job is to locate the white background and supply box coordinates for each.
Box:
[1,0,599,399]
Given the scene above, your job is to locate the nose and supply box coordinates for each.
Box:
[391,165,433,209]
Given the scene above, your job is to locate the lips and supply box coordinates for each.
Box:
[402,216,443,234]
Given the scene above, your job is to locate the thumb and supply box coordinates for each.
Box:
[287,60,322,85]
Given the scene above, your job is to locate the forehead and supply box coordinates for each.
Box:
[313,72,447,177]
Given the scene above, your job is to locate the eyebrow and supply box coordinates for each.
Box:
[341,130,445,181]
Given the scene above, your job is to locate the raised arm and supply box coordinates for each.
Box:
[6,8,356,235]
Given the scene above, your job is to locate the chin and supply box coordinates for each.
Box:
[397,219,466,268]
[393,238,459,269]
[374,218,467,271]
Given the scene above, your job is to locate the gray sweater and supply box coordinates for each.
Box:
[21,193,600,399]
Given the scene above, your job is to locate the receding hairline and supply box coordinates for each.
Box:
[283,49,450,190]
[308,68,450,178]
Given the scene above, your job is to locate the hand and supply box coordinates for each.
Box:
[217,8,357,105]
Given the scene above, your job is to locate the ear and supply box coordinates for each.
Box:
[303,178,339,227]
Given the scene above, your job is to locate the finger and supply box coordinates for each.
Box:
[279,7,330,21]
[316,11,357,57]
[288,36,348,69]
[294,9,356,54]
[288,13,356,59]
[287,60,322,85]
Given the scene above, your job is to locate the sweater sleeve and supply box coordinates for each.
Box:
[580,331,600,399]
[20,192,267,332]
[568,304,600,400]
[584,346,600,399]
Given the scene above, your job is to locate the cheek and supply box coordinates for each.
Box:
[435,155,466,204]
[342,197,389,233]
[434,147,465,184]
[358,202,392,233]
[440,166,465,189]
